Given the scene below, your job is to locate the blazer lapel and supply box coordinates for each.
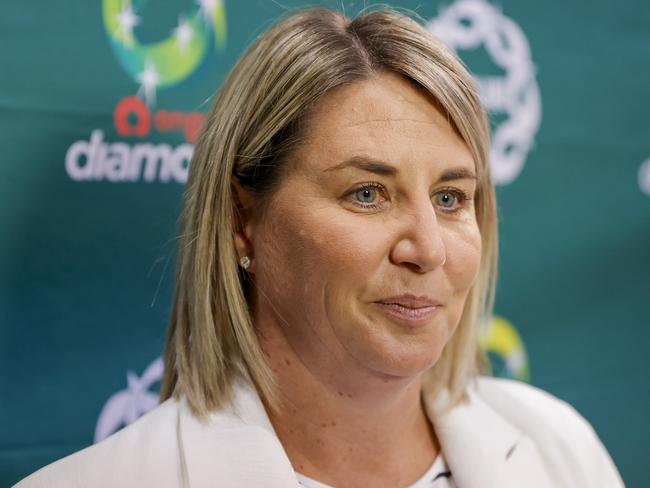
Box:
[424,382,557,488]
[177,377,300,488]
[178,376,563,488]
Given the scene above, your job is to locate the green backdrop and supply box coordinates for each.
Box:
[1,0,648,486]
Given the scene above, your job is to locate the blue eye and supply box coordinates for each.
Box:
[346,184,469,212]
[436,191,456,208]
[346,183,386,210]
[355,187,377,204]
[434,189,469,212]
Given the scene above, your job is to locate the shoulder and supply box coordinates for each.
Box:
[14,398,182,488]
[473,377,598,441]
[473,377,624,487]
[475,376,587,421]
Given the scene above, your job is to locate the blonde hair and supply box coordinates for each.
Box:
[161,7,498,417]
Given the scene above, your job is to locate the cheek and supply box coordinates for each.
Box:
[293,213,387,298]
[252,201,384,315]
[250,217,290,301]
[444,220,482,291]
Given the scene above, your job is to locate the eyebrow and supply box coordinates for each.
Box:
[324,156,477,182]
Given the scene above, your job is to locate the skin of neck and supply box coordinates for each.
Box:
[256,314,440,488]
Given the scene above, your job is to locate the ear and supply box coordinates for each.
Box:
[232,179,256,272]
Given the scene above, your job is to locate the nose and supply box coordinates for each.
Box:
[389,199,447,273]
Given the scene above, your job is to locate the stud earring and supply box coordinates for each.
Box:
[239,255,251,270]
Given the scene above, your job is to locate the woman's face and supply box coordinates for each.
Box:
[247,72,482,382]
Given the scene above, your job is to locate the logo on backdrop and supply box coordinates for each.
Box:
[639,157,650,196]
[95,357,163,442]
[479,315,530,381]
[64,0,227,184]
[428,0,541,185]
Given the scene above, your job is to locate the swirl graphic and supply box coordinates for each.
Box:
[103,0,227,105]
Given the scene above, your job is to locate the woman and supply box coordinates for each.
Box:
[17,7,623,488]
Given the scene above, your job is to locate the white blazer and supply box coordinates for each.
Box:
[15,376,624,487]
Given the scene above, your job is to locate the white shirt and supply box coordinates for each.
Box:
[296,451,456,487]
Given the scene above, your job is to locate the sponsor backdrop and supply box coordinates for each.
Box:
[1,0,648,485]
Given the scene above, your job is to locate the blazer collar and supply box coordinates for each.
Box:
[178,377,554,488]
[425,383,526,488]
[178,375,298,488]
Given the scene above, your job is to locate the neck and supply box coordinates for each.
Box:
[257,321,440,488]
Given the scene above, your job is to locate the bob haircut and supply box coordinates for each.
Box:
[161,7,498,417]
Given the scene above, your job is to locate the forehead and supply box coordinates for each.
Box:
[296,72,475,175]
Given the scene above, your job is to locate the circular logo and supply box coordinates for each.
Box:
[103,0,227,105]
[428,0,541,185]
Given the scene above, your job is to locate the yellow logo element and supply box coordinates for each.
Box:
[480,315,530,381]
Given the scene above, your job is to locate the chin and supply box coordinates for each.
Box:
[337,310,451,381]
[362,343,444,381]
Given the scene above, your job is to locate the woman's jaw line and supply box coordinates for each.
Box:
[257,317,430,414]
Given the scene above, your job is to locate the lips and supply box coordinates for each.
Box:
[376,294,442,308]
[373,294,442,325]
